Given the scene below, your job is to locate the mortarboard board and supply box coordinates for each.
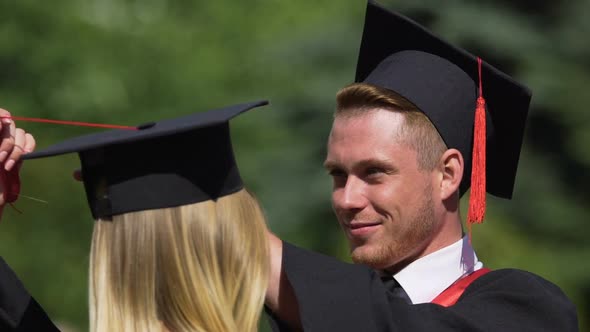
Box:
[23,100,269,219]
[355,0,532,224]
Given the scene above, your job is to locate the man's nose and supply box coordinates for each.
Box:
[333,176,368,211]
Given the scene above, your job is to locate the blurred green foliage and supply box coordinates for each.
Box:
[0,0,587,331]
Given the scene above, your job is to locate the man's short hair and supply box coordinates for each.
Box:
[336,83,448,170]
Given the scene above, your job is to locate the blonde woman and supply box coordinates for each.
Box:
[25,100,270,332]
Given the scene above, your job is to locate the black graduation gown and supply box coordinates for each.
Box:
[0,257,59,331]
[267,242,578,332]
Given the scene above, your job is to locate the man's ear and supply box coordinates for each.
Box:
[438,148,463,201]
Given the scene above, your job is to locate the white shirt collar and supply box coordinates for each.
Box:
[392,236,483,304]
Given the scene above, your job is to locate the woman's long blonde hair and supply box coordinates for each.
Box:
[89,189,269,332]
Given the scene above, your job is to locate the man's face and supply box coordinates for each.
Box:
[325,109,440,270]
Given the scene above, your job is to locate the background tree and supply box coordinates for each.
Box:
[0,0,587,330]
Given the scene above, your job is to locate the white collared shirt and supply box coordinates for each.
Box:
[392,236,483,304]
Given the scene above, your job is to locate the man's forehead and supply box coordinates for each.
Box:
[326,114,417,163]
[330,108,407,138]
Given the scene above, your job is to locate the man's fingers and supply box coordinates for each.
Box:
[0,117,15,164]
[5,128,25,171]
[23,133,36,153]
[0,108,13,134]
[14,133,36,174]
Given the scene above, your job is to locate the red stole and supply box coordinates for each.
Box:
[431,268,491,307]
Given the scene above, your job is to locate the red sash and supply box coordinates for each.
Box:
[431,268,491,307]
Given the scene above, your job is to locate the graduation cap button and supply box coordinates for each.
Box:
[137,122,156,130]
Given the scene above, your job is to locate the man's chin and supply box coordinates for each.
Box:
[350,245,393,270]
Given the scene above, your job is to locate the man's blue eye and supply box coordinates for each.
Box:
[329,169,347,177]
[366,168,384,175]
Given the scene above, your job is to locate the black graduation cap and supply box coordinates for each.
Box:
[23,100,269,219]
[355,0,531,207]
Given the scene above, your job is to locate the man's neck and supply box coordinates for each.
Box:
[384,214,463,274]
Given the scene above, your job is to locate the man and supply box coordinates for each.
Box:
[0,108,59,331]
[265,1,578,331]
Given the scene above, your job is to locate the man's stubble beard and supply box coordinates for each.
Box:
[350,187,436,270]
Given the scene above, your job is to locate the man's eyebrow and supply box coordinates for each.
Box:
[323,158,397,170]
[355,158,395,169]
[323,160,339,170]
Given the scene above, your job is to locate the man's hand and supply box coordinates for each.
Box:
[0,108,36,209]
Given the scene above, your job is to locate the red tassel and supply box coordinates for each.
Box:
[467,57,487,239]
[0,167,20,204]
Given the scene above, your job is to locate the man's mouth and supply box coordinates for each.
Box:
[347,222,381,237]
[348,222,381,229]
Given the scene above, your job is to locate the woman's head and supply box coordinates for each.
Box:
[23,101,271,331]
[90,188,269,332]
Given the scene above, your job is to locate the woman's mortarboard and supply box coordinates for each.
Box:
[23,100,268,219]
[355,1,532,224]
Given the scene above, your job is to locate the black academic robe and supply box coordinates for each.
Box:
[0,257,59,331]
[268,242,578,332]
